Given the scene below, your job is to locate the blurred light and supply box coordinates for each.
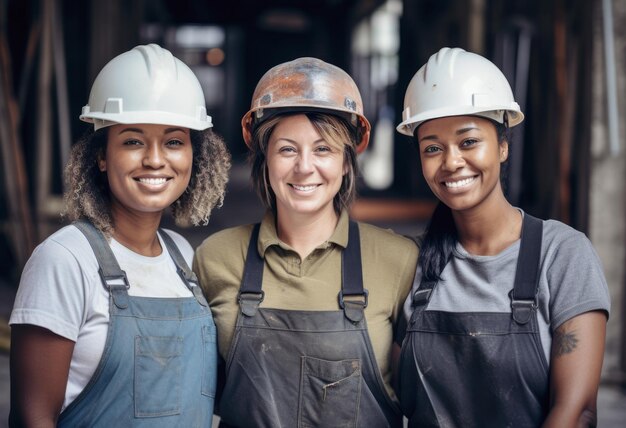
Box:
[371,9,399,54]
[352,20,370,56]
[175,26,225,48]
[206,48,225,66]
[258,9,310,32]
[193,66,224,107]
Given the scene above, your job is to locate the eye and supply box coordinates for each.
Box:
[461,138,479,148]
[315,145,333,153]
[166,139,185,147]
[123,139,143,146]
[278,146,297,154]
[423,145,441,154]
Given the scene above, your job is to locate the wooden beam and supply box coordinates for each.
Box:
[350,198,436,222]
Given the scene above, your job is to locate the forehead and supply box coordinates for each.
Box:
[108,123,190,137]
[271,114,315,136]
[417,115,495,138]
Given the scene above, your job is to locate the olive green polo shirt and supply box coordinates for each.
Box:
[193,210,418,401]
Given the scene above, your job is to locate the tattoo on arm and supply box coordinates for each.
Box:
[553,325,579,357]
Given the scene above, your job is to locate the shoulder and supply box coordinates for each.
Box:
[193,224,255,298]
[357,222,419,257]
[32,224,98,269]
[160,228,193,251]
[196,224,255,257]
[356,222,419,282]
[160,228,194,264]
[542,218,588,243]
[12,225,102,339]
[540,219,597,259]
[535,218,610,327]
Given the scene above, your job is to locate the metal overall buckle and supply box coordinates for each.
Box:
[509,290,537,325]
[237,290,265,317]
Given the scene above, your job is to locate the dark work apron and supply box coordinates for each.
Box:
[218,221,402,428]
[398,214,549,427]
[58,220,217,427]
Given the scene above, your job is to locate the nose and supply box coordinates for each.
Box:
[142,142,166,168]
[442,147,465,171]
[295,150,314,174]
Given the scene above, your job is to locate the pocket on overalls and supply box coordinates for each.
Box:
[298,356,362,428]
[134,336,182,417]
[201,323,218,397]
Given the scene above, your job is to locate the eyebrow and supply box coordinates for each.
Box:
[419,126,479,143]
[117,127,187,135]
[273,138,326,144]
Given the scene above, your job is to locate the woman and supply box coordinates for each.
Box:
[194,57,418,427]
[395,47,610,427]
[9,44,230,427]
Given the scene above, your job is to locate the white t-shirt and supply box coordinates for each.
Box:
[10,224,196,410]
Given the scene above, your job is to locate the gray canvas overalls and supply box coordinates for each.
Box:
[218,221,402,427]
[399,214,549,427]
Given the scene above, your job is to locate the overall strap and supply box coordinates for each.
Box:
[339,221,368,323]
[159,229,207,306]
[238,224,264,317]
[510,214,544,324]
[73,219,129,309]
[237,221,368,323]
[411,278,437,308]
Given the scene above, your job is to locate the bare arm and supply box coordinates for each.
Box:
[9,324,75,428]
[542,311,607,428]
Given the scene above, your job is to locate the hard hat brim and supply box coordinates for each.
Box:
[397,107,524,137]
[80,111,213,131]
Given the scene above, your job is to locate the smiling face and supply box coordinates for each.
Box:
[99,123,193,219]
[417,115,508,213]
[266,114,346,222]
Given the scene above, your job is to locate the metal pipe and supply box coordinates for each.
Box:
[602,0,620,156]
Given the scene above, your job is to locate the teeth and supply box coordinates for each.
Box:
[138,177,167,185]
[445,177,475,188]
[292,184,317,191]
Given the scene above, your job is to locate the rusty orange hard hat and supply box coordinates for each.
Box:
[241,57,371,153]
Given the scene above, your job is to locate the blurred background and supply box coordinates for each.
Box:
[0,0,625,425]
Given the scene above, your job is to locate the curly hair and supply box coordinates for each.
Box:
[249,112,359,215]
[63,127,231,234]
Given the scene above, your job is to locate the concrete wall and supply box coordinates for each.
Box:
[590,0,626,380]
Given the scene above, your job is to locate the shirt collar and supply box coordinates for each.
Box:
[257,210,350,257]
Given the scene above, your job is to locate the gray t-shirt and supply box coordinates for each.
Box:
[404,213,610,363]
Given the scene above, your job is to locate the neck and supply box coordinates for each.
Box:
[452,186,522,256]
[275,207,340,259]
[110,203,163,257]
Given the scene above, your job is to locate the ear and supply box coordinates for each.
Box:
[98,154,107,172]
[499,142,509,162]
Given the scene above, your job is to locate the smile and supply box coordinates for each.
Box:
[444,176,476,188]
[136,177,170,185]
[290,184,319,192]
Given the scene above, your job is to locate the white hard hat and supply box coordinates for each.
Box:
[397,47,523,136]
[80,44,212,131]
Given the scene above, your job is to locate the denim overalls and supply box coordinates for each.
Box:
[58,220,217,427]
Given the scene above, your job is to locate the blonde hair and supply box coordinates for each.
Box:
[249,112,358,214]
[63,127,231,234]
